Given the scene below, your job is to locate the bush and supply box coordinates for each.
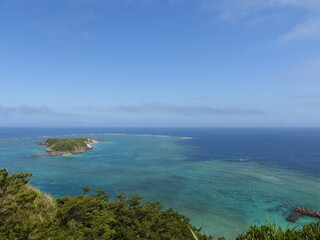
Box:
[0,169,57,240]
[1,169,319,240]
[236,222,320,240]
[0,169,212,240]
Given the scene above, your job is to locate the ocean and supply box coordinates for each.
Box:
[0,127,319,239]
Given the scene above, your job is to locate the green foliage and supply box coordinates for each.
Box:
[0,169,212,240]
[43,138,92,151]
[236,221,320,240]
[0,169,57,240]
[1,169,319,240]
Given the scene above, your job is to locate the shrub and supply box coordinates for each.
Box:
[1,169,319,240]
[0,169,212,240]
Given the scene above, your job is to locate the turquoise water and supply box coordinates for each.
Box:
[0,128,319,239]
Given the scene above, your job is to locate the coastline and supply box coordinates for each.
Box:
[38,138,99,156]
[1,128,319,238]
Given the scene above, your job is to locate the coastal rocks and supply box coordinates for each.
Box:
[287,207,320,222]
[31,154,40,158]
[38,138,103,156]
[49,152,59,156]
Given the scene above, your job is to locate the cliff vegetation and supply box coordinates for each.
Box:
[0,169,319,240]
[38,138,97,156]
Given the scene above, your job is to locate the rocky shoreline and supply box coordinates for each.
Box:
[37,138,100,156]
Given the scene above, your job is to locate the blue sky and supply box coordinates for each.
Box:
[1,0,320,127]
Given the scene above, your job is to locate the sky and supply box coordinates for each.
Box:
[1,0,320,127]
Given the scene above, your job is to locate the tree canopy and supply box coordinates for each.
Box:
[0,169,319,240]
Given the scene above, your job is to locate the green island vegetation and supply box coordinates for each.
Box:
[0,169,319,240]
[38,138,97,156]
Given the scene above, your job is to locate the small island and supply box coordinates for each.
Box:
[38,138,98,156]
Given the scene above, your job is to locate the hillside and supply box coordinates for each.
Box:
[38,138,97,156]
[0,169,319,240]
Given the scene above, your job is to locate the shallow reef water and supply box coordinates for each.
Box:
[0,127,319,239]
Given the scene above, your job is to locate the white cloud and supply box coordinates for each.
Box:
[112,102,264,116]
[0,105,74,117]
[201,0,320,42]
[278,17,320,41]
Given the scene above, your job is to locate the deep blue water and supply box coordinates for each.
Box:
[0,127,319,238]
[1,127,319,175]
